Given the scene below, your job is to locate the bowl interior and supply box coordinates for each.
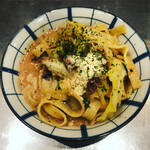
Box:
[1,7,150,140]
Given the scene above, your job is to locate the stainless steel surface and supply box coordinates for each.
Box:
[0,0,150,149]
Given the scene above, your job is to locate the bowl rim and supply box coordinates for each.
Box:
[1,6,150,141]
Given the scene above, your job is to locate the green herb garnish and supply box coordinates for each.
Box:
[83,98,90,108]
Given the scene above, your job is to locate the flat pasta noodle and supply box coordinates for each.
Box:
[82,100,101,121]
[37,98,67,127]
[47,89,68,100]
[46,89,85,118]
[109,24,127,36]
[37,89,85,126]
[92,23,109,33]
[96,88,107,106]
[32,31,59,57]
[124,55,142,89]
[96,58,127,122]
[18,20,142,127]
[116,45,142,89]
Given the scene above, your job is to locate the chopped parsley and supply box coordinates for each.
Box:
[99,85,107,92]
[94,66,98,69]
[130,69,133,72]
[40,48,43,52]
[79,70,82,74]
[87,67,90,77]
[83,98,90,108]
[57,81,61,90]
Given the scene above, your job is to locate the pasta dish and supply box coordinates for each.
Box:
[19,20,142,127]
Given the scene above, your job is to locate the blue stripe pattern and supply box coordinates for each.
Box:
[6,93,22,96]
[124,32,136,44]
[24,25,37,41]
[10,44,24,55]
[90,9,95,26]
[1,67,19,76]
[122,99,142,107]
[45,13,53,30]
[50,127,56,135]
[21,111,37,120]
[133,52,150,64]
[141,79,150,81]
[108,119,118,127]
[80,125,88,138]
[109,16,117,29]
[67,7,73,21]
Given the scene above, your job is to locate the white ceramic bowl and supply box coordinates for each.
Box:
[1,7,150,147]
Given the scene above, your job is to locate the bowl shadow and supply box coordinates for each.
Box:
[54,134,108,148]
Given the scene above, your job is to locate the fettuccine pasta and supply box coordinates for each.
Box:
[18,20,142,127]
